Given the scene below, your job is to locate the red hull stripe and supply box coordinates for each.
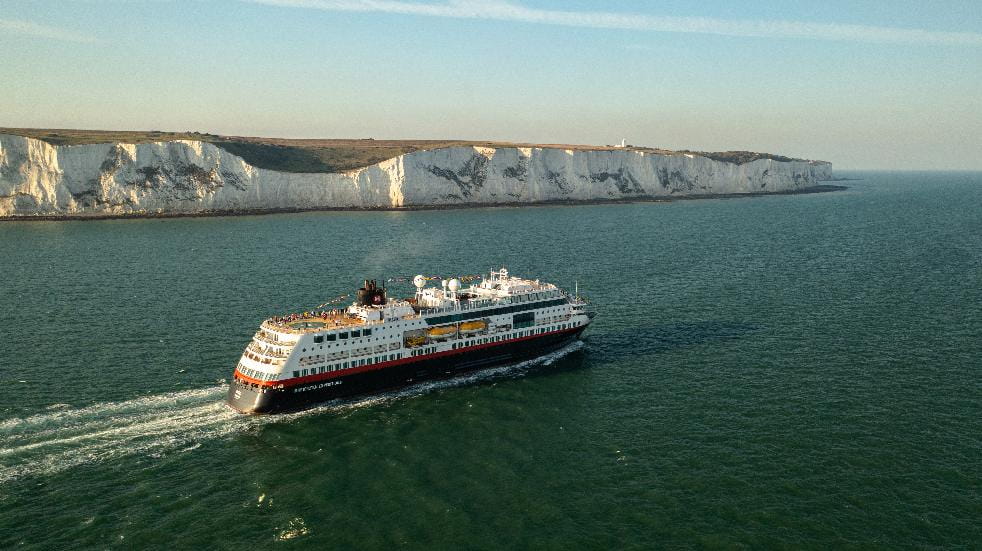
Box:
[234,325,582,388]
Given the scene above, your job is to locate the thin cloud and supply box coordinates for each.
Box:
[250,0,982,46]
[0,18,99,43]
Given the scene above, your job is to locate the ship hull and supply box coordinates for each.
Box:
[228,326,585,414]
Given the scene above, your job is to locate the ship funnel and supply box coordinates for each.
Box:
[357,279,387,306]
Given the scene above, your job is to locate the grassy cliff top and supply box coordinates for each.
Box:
[0,128,819,173]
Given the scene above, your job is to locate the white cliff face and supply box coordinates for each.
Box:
[0,134,832,217]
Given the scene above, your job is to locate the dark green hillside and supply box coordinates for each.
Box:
[0,127,822,173]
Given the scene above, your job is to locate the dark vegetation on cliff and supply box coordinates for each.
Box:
[0,128,823,174]
[678,150,808,164]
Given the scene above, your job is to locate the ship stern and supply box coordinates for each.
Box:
[227,380,279,414]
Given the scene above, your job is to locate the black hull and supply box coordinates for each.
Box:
[228,327,585,414]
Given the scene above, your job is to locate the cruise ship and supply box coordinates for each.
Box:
[227,269,594,413]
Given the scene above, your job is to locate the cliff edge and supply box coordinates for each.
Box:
[0,133,832,218]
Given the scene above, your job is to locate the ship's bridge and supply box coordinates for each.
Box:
[412,268,564,313]
[475,268,559,298]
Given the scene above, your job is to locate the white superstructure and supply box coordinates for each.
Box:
[232,268,592,387]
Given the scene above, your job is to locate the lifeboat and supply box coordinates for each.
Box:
[459,320,487,335]
[404,335,426,347]
[426,325,456,339]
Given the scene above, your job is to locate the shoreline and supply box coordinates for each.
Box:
[0,184,848,222]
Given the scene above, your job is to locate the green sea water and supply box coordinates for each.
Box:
[0,172,980,549]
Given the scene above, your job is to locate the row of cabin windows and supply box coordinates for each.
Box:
[452,335,501,349]
[291,320,582,377]
[427,298,567,326]
[292,353,402,378]
[299,341,395,364]
[240,365,274,382]
[244,350,276,364]
[303,335,389,353]
[512,291,558,301]
[313,328,372,343]
[294,319,583,372]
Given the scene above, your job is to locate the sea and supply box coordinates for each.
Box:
[0,171,979,549]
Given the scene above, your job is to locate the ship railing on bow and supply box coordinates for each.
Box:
[253,331,298,346]
[247,342,290,358]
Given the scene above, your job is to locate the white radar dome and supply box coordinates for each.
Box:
[413,275,426,288]
[448,278,461,292]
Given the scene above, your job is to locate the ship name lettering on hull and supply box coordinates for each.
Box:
[293,380,343,393]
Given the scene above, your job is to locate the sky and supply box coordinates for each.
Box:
[1,0,980,170]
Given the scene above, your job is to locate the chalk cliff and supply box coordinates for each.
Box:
[0,134,832,217]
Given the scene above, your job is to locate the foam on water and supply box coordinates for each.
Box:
[0,342,583,484]
[0,387,224,432]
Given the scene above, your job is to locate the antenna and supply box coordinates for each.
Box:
[575,280,578,300]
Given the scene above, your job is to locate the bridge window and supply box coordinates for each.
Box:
[314,335,324,343]
[339,332,349,339]
[351,330,361,338]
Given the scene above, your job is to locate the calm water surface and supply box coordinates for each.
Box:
[0,172,980,549]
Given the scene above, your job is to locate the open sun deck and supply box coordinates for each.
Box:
[263,311,368,334]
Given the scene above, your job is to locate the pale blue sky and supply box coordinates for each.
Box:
[1,0,980,169]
